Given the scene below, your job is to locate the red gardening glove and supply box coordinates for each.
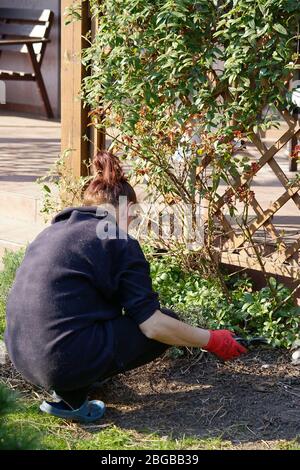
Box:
[204,330,247,361]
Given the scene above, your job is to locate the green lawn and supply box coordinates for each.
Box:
[3,396,299,450]
[4,398,230,450]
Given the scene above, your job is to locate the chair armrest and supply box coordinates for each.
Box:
[0,38,50,46]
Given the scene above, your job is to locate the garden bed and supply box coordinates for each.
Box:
[1,348,300,450]
[93,349,300,449]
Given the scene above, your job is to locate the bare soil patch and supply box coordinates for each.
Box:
[92,349,300,449]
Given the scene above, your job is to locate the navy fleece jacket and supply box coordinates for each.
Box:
[4,206,160,391]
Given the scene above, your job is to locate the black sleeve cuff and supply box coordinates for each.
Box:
[127,299,160,325]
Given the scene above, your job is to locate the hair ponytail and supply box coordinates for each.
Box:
[83,151,137,207]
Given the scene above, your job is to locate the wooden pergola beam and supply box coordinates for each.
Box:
[61,0,90,177]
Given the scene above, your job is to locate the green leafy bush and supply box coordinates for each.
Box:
[147,248,300,348]
[83,0,299,135]
[80,0,300,201]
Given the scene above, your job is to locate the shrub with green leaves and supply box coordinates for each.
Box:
[147,248,300,348]
[81,0,300,197]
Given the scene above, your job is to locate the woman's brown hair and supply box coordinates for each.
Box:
[83,151,137,207]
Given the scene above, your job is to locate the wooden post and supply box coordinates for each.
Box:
[61,0,90,177]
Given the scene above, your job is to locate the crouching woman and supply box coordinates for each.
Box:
[5,151,246,423]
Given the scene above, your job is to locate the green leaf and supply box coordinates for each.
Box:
[269,277,277,289]
[273,24,288,35]
[43,185,51,193]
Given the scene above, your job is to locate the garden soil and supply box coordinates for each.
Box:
[1,348,300,449]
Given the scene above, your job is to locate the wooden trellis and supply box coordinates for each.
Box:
[200,108,300,280]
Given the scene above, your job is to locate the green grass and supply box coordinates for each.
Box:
[4,398,230,450]
[276,439,300,450]
[5,398,300,450]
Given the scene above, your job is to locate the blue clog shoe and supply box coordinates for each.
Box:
[40,398,106,423]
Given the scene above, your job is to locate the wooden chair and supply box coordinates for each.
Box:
[0,8,54,118]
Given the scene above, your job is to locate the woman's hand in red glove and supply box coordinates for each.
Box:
[204,330,247,361]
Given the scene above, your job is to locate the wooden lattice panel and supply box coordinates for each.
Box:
[199,111,300,280]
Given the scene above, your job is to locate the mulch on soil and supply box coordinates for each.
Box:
[94,349,300,447]
[1,348,300,449]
